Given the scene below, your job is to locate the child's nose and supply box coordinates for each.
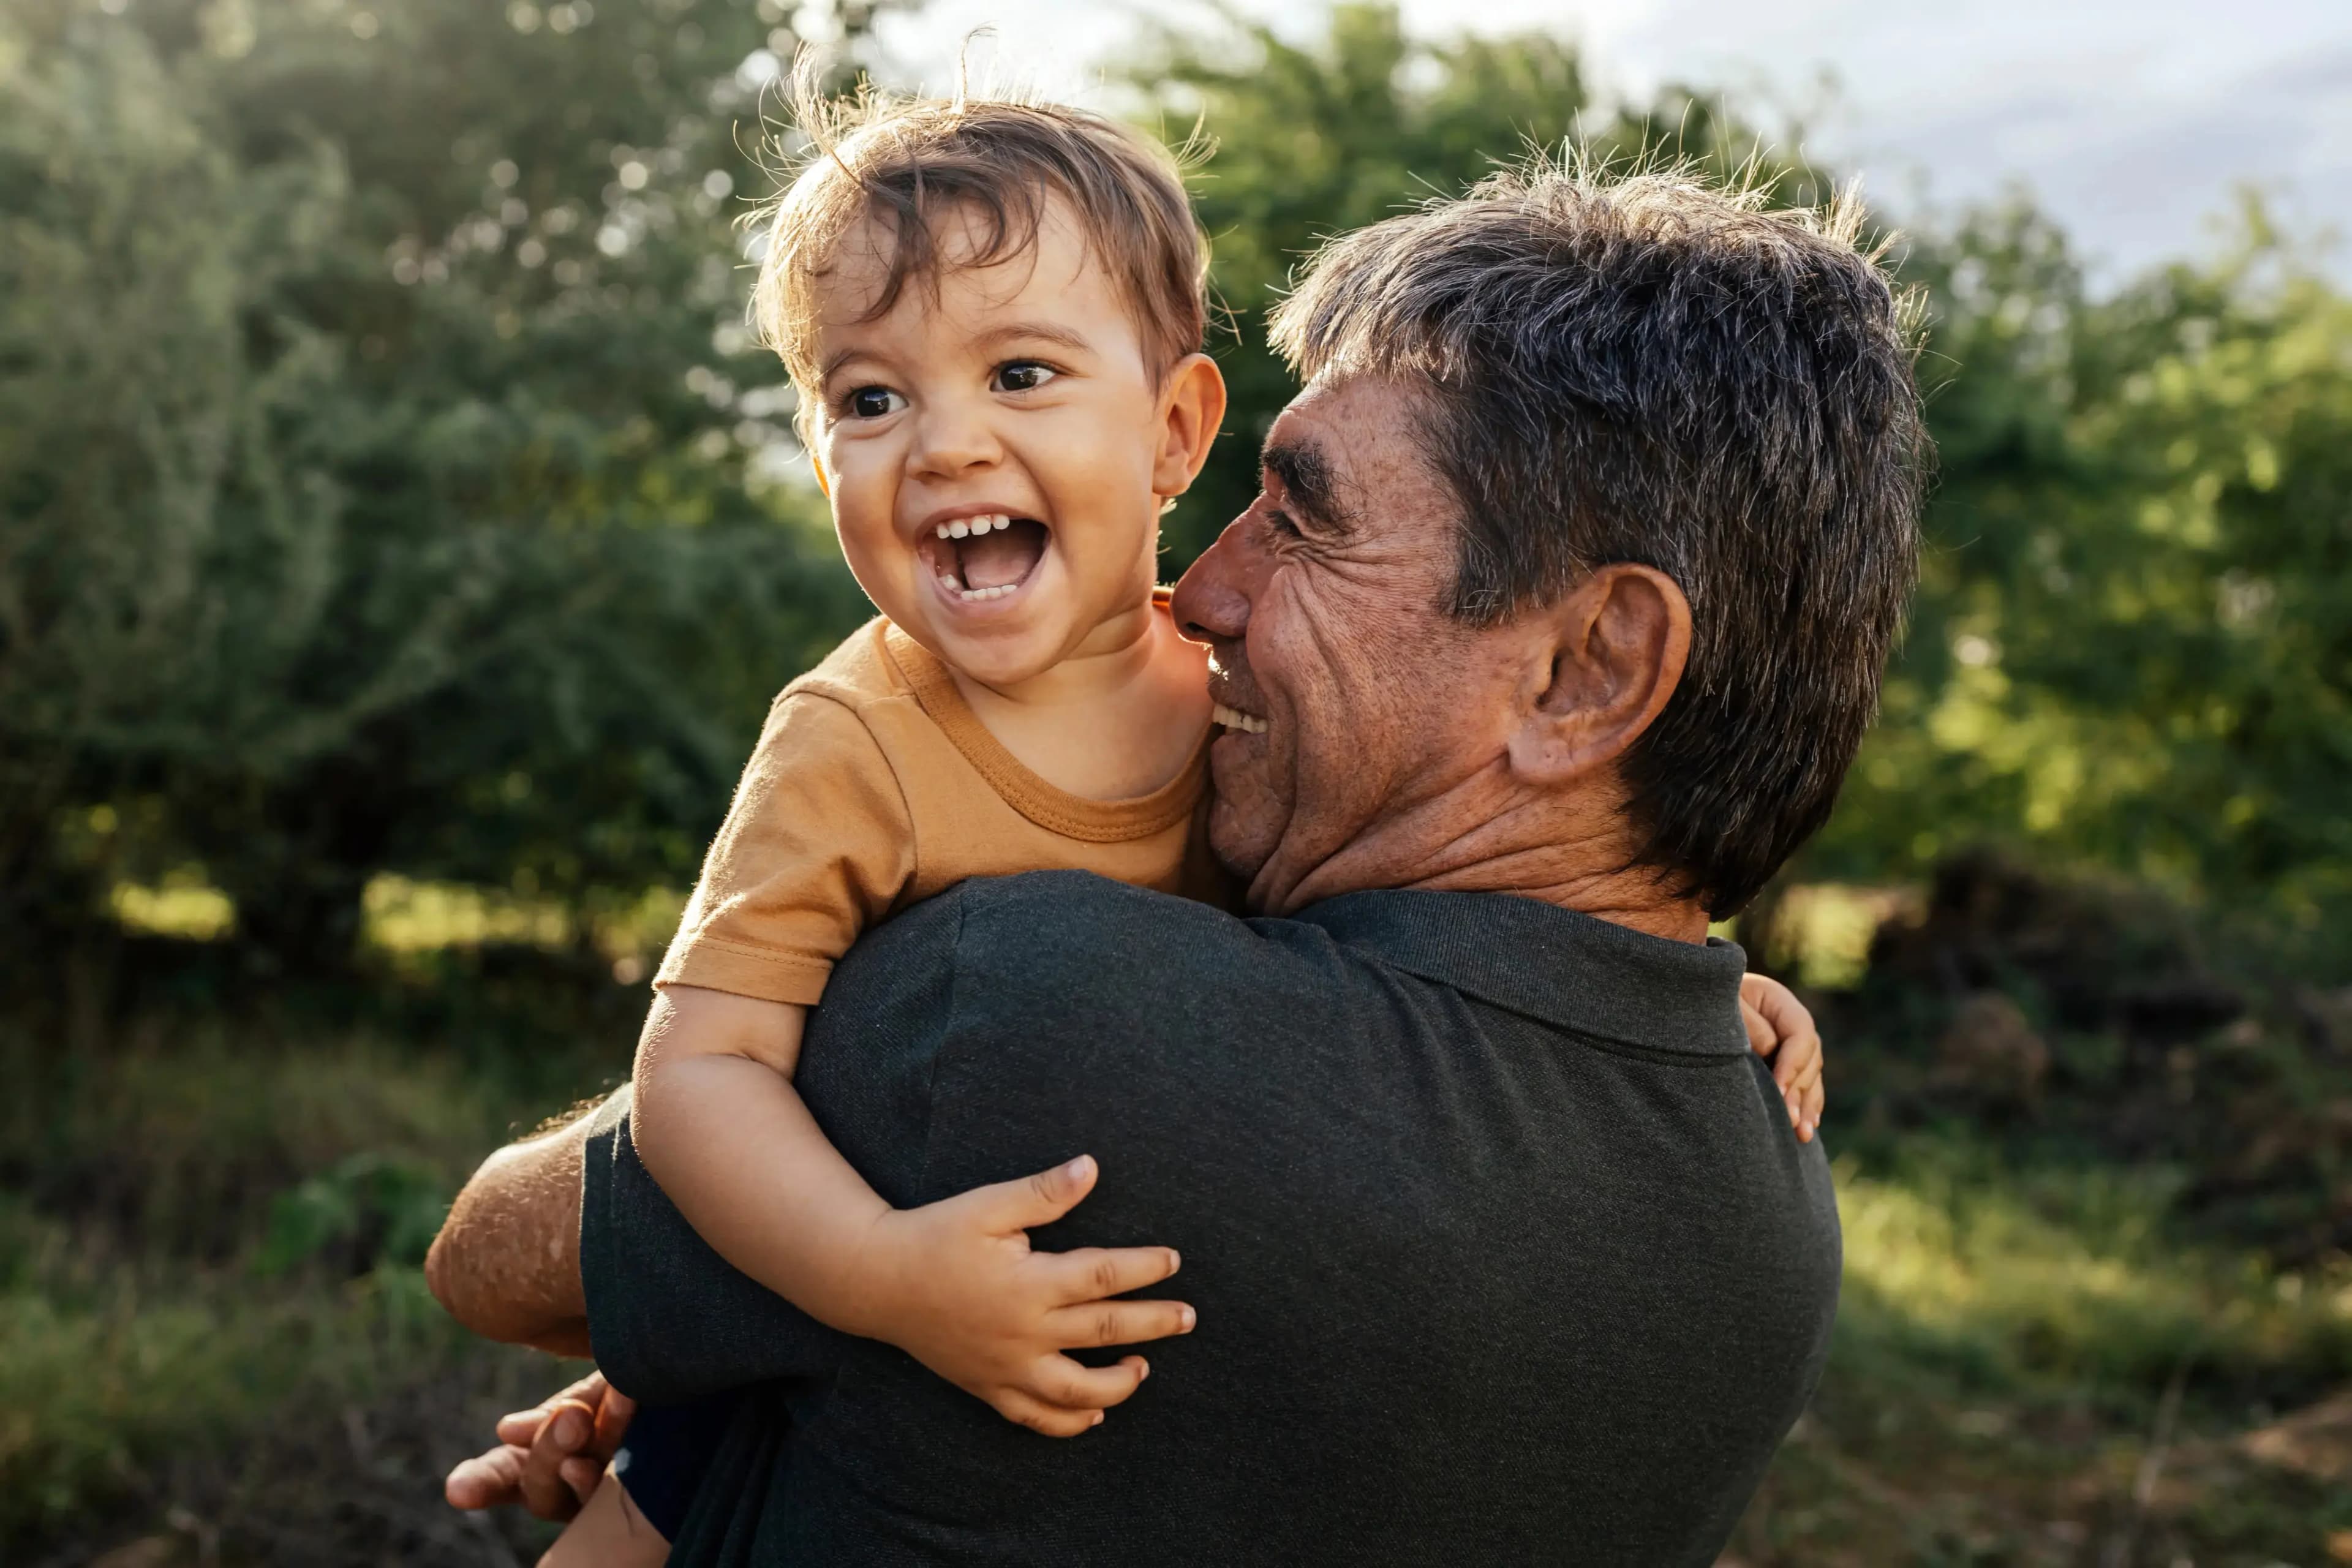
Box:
[906,398,1002,480]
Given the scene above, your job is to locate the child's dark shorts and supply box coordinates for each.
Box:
[611,1392,740,1542]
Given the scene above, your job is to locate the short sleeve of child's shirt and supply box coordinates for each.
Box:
[653,691,918,1008]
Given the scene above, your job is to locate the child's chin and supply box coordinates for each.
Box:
[943,627,1064,688]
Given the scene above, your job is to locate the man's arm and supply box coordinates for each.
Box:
[424,1084,845,1400]
[426,1096,605,1356]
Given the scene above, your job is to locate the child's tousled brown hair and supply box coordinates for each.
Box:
[750,58,1210,426]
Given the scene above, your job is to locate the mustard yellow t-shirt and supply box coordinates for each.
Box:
[655,600,1227,1007]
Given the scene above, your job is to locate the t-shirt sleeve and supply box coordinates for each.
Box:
[654,689,918,1007]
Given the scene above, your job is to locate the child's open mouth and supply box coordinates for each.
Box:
[922,514,1050,605]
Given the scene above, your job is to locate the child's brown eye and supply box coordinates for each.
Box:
[995,361,1057,393]
[848,386,904,419]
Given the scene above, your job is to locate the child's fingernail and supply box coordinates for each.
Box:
[1167,1250,1181,1273]
[1066,1156,1093,1182]
[1180,1305,1197,1330]
[1090,1411,1104,1426]
[553,1412,584,1447]
[1137,1361,1151,1381]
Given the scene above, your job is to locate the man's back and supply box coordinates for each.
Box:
[585,872,1840,1566]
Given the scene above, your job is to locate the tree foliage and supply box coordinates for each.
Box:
[1817,202,2352,949]
[0,0,870,969]
[3,0,2345,976]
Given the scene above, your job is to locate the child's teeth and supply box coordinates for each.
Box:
[935,524,951,539]
[949,521,970,538]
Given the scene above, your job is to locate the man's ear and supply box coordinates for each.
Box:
[1506,564,1691,786]
[1150,352,1229,499]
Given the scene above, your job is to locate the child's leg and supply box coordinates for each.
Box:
[537,1464,669,1568]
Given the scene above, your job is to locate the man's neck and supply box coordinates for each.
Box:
[1258,772,1711,944]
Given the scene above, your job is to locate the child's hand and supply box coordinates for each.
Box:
[1741,972,1825,1143]
[860,1154,1194,1438]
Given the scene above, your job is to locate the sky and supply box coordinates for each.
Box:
[856,0,2352,286]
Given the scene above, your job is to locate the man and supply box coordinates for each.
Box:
[428,162,1923,1564]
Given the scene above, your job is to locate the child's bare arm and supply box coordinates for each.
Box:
[629,986,1196,1436]
[1741,973,1825,1142]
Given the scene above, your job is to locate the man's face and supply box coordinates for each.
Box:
[1170,377,1531,913]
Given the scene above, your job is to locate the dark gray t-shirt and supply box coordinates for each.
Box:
[582,872,1840,1566]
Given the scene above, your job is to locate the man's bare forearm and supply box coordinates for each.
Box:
[426,1097,608,1357]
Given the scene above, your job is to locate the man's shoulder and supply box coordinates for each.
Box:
[842,871,1351,1032]
[955,870,1311,975]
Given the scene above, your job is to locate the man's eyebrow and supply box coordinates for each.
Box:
[1261,437,1352,535]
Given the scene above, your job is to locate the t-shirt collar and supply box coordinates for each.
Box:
[1294,888,1753,1058]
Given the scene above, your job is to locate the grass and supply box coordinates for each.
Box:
[3,917,2347,1564]
[1725,1140,2352,1566]
[0,997,617,1564]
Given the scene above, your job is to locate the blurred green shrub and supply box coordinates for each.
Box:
[0,0,869,974]
[258,1153,449,1277]
[1814,201,2352,956]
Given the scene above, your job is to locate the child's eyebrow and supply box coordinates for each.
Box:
[818,345,882,382]
[973,321,1095,356]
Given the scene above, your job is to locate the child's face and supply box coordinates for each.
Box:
[807,200,1204,688]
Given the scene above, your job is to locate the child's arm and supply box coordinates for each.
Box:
[1740,972,1825,1142]
[630,984,1195,1438]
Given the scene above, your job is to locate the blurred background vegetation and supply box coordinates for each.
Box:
[2,0,2348,1562]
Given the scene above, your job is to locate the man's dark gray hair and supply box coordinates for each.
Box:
[1268,160,1928,916]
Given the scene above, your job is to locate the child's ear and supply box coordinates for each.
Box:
[1151,353,1227,499]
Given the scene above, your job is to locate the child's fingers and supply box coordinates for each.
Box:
[993,1387,1109,1439]
[1045,1296,1197,1350]
[1740,997,1777,1056]
[973,1155,1101,1232]
[1742,974,1820,1063]
[1041,1244,1182,1307]
[1800,1071,1826,1142]
[1025,1351,1155,1412]
[1782,1058,1815,1119]
[1772,1027,1822,1094]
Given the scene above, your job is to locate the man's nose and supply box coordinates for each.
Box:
[907,396,1001,481]
[1171,516,1259,644]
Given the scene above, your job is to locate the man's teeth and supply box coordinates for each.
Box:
[957,583,1017,602]
[937,513,1012,539]
[1212,703,1267,735]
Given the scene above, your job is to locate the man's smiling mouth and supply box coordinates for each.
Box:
[921,513,1050,604]
[1212,703,1267,734]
